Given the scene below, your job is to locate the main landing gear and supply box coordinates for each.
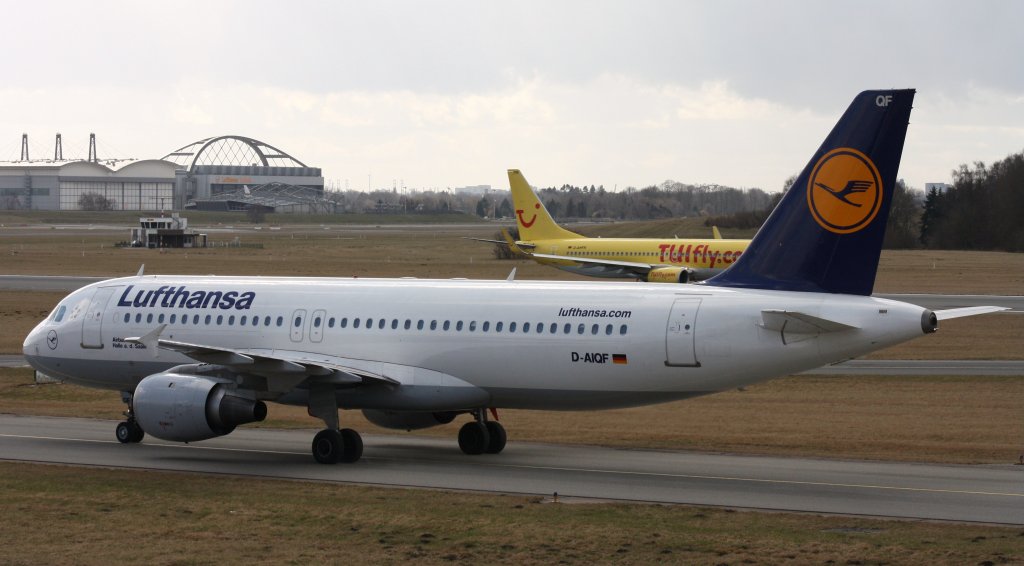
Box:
[115,390,145,444]
[458,408,506,455]
[308,384,364,465]
[311,427,364,465]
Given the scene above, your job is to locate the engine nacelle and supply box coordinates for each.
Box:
[362,409,458,431]
[646,266,692,283]
[134,372,267,442]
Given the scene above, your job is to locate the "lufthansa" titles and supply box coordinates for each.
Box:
[116,285,256,310]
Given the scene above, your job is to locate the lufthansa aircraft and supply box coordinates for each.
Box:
[497,169,750,282]
[23,89,1004,465]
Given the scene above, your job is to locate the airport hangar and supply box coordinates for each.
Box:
[0,135,326,213]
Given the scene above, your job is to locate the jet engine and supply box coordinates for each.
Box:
[134,372,267,442]
[646,266,693,283]
[362,409,458,431]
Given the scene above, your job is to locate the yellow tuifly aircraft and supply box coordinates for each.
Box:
[498,169,750,283]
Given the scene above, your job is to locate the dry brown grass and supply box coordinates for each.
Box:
[1,461,1021,566]
[3,223,1023,294]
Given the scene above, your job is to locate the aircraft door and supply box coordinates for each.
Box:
[309,309,326,343]
[81,286,118,349]
[290,309,307,342]
[665,298,701,367]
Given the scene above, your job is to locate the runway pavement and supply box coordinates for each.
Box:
[0,414,1021,525]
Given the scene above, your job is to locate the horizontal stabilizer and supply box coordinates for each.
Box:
[761,310,858,334]
[934,306,1009,320]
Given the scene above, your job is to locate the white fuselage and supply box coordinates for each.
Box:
[23,275,930,411]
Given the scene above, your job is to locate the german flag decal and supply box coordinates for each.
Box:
[612,354,628,365]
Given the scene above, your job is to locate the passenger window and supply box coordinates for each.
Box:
[217,315,224,325]
[404,319,411,330]
[240,315,247,325]
[522,322,530,333]
[147,313,154,323]
[328,317,335,328]
[496,322,504,332]
[417,320,424,330]
[443,320,450,331]
[563,323,571,334]
[264,316,271,326]
[293,316,301,328]
[456,321,463,331]
[430,320,437,330]
[123,313,130,323]
[366,318,373,328]
[276,316,284,327]
[205,315,212,325]
[469,321,477,331]
[229,315,235,325]
[252,316,259,326]
[619,324,627,335]
[194,314,200,324]
[605,324,612,335]
[550,323,557,334]
[314,316,321,328]
[482,321,490,332]
[378,319,385,329]
[577,324,585,335]
[341,318,348,328]
[537,322,543,334]
[391,319,398,330]
[354,318,361,329]
[591,324,598,335]
[170,314,176,324]
[509,322,517,333]
[157,313,164,323]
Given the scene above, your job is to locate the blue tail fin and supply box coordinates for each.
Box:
[705,89,914,296]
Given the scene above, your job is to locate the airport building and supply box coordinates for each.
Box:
[0,134,324,212]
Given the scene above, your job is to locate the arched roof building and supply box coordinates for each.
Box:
[0,135,322,211]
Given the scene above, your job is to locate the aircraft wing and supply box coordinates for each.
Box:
[531,252,653,273]
[126,326,400,390]
[158,339,400,386]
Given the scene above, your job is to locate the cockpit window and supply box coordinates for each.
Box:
[52,305,67,323]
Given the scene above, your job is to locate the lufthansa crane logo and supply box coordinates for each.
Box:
[807,147,882,234]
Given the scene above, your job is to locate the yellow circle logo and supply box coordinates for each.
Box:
[806,148,882,234]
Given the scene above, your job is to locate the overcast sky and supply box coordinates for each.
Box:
[2,0,1022,193]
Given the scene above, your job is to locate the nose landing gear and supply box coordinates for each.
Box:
[115,390,145,444]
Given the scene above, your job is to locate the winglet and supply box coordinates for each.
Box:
[501,228,529,257]
[712,226,723,240]
[125,324,166,358]
[136,264,145,277]
[506,267,517,282]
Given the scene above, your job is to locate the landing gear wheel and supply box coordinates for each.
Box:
[340,428,363,463]
[115,421,144,444]
[458,422,490,455]
[484,421,507,454]
[312,429,344,464]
